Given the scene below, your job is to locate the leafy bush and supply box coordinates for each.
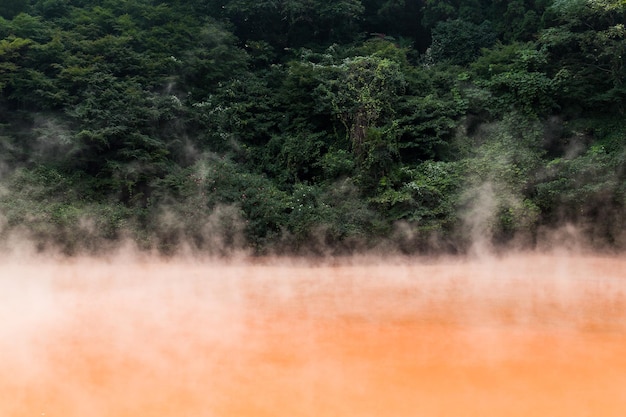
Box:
[429,19,497,65]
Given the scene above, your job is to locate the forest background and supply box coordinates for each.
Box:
[0,0,624,255]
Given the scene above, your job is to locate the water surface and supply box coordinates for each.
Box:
[2,254,626,416]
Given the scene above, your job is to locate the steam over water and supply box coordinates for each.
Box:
[2,253,626,416]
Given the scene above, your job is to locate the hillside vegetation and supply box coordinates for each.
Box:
[0,0,624,254]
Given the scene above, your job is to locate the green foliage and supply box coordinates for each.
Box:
[421,0,461,29]
[266,130,330,183]
[459,113,545,243]
[362,0,425,49]
[285,180,384,253]
[312,54,406,158]
[498,0,543,42]
[395,65,468,162]
[0,36,32,91]
[486,70,556,115]
[534,142,626,245]
[540,0,626,114]
[142,156,291,253]
[0,0,30,20]
[429,19,496,65]
[0,166,133,253]
[4,13,51,42]
[422,0,550,42]
[0,0,625,253]
[470,42,558,117]
[372,160,464,233]
[178,22,249,98]
[353,38,411,67]
[17,66,188,207]
[200,73,281,149]
[224,0,364,48]
[319,149,356,180]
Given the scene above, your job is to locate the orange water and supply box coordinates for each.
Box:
[2,254,626,416]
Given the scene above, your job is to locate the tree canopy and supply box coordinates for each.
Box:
[0,0,624,255]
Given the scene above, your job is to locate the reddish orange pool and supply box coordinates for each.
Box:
[2,253,626,416]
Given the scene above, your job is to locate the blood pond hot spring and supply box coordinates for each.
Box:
[2,253,626,417]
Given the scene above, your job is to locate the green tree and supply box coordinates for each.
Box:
[67,73,179,205]
[428,19,496,65]
[471,42,558,117]
[361,0,427,50]
[224,0,364,48]
[0,0,30,19]
[540,0,626,114]
[394,64,468,162]
[314,55,405,158]
[0,36,32,92]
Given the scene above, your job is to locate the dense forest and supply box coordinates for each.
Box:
[0,0,624,255]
